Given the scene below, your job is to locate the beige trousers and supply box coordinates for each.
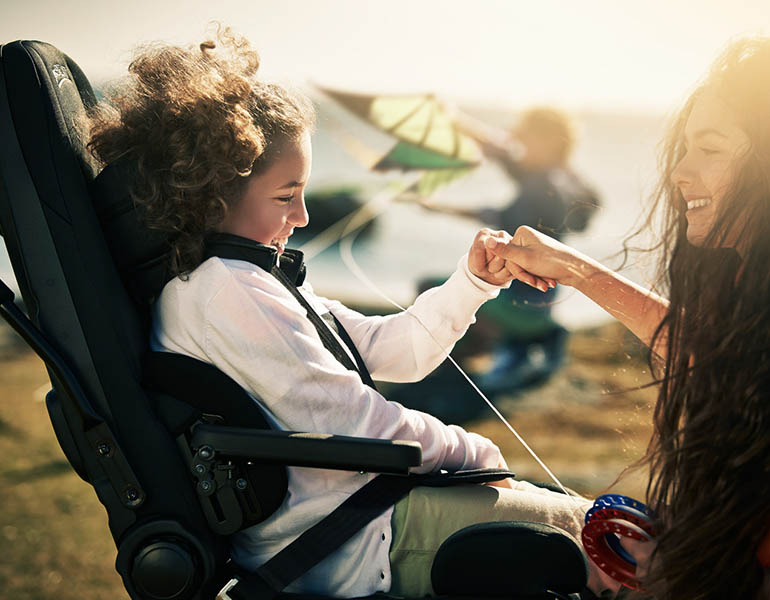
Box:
[388,479,590,597]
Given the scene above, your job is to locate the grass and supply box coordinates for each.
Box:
[469,324,656,497]
[0,350,127,599]
[0,321,656,599]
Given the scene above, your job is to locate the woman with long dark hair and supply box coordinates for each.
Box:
[485,37,770,599]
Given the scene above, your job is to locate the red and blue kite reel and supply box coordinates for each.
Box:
[582,494,655,589]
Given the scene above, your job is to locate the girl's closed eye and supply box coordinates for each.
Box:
[275,194,294,202]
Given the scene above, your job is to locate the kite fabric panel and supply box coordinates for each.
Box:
[373,141,474,171]
[415,168,473,197]
[319,87,482,171]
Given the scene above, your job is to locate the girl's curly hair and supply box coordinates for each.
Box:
[88,28,315,276]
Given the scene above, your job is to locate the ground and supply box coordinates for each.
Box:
[0,321,656,599]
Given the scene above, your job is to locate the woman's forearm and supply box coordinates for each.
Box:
[485,228,669,356]
[573,257,669,355]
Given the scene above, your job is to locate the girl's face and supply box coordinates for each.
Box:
[671,91,751,247]
[220,131,312,253]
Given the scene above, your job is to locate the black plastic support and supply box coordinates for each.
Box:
[0,276,146,510]
[45,389,88,480]
[0,276,12,304]
[0,276,101,427]
[85,421,146,509]
[190,424,422,475]
[189,445,245,535]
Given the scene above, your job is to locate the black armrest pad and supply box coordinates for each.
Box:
[190,424,422,475]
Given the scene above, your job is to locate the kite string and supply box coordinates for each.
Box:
[301,189,580,505]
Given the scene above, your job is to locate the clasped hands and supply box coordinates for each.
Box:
[468,226,574,290]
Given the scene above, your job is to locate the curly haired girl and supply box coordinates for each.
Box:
[89,30,617,598]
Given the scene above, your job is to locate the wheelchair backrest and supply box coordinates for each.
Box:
[0,40,229,599]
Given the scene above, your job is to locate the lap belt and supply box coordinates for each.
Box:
[220,468,515,600]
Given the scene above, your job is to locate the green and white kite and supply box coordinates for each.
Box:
[318,87,482,196]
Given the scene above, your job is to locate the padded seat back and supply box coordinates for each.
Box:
[0,40,225,598]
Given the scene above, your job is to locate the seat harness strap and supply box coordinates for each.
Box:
[203,233,376,390]
[224,468,515,600]
[269,265,377,390]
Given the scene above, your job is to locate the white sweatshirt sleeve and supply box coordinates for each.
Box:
[316,253,508,383]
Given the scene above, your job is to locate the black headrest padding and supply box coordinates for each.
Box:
[90,161,173,307]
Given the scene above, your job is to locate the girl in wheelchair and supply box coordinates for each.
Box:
[87,30,615,598]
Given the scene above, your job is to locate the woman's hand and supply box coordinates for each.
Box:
[468,228,555,290]
[484,225,597,289]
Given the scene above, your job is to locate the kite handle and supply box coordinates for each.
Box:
[582,494,655,590]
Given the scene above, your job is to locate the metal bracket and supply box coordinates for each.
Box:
[85,421,145,508]
[187,441,246,535]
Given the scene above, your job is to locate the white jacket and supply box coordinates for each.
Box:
[151,254,504,597]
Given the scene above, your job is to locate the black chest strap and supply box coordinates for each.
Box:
[203,233,376,390]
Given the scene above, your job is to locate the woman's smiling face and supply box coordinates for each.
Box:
[671,91,751,247]
[220,131,312,253]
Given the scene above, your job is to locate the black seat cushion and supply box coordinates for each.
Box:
[431,521,588,598]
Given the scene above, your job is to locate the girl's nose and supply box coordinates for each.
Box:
[291,193,309,228]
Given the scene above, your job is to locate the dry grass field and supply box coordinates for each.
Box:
[0,321,656,599]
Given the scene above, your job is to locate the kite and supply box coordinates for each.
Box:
[317,87,482,196]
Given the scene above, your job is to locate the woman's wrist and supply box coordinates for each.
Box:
[566,253,604,291]
[542,249,602,290]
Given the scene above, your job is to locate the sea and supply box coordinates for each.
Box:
[0,100,669,331]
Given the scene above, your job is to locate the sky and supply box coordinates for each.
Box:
[3,0,770,111]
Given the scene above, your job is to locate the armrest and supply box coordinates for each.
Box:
[190,424,423,475]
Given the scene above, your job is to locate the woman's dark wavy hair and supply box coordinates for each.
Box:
[88,28,315,276]
[628,37,770,600]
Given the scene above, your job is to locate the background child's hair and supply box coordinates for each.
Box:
[88,27,315,275]
[514,107,575,164]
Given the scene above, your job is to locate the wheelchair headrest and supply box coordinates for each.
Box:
[3,40,99,183]
[90,161,173,307]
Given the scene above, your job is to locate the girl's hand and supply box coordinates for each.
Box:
[619,536,656,579]
[468,228,555,290]
[485,455,514,489]
[484,225,595,289]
